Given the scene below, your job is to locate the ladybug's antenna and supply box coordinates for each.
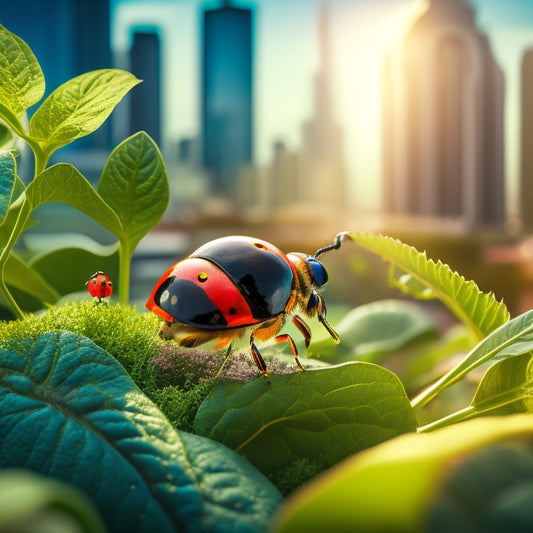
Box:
[314,231,351,259]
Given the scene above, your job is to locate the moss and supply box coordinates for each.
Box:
[275,457,325,496]
[0,301,162,391]
[148,382,215,433]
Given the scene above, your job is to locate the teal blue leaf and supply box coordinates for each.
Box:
[0,332,282,533]
[194,363,417,479]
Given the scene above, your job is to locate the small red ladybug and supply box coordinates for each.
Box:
[86,271,113,302]
[146,233,349,382]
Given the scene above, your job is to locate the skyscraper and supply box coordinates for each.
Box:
[382,0,505,229]
[201,0,254,196]
[521,49,533,231]
[129,30,162,146]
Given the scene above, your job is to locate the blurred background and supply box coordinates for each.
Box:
[3,0,533,315]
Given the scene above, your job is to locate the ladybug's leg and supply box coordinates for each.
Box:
[213,343,234,379]
[250,337,271,384]
[275,333,305,372]
[316,293,340,344]
[292,315,311,348]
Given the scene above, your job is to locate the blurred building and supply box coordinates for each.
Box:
[129,30,162,146]
[382,0,505,229]
[299,1,347,212]
[521,49,533,231]
[237,1,347,219]
[201,0,254,198]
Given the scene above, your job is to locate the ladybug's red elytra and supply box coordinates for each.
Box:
[145,232,349,382]
[86,271,113,301]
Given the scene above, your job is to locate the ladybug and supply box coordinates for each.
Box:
[145,232,349,382]
[86,271,113,302]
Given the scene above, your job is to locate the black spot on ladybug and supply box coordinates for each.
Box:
[253,242,266,249]
[229,307,237,315]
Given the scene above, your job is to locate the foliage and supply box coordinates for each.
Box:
[0,24,169,317]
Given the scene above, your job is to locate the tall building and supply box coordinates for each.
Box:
[299,1,346,210]
[201,0,254,197]
[521,49,533,231]
[382,0,505,229]
[129,30,162,146]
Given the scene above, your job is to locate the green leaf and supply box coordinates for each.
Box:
[470,352,533,415]
[0,122,13,149]
[0,331,282,533]
[348,233,510,340]
[0,150,16,225]
[309,299,437,363]
[272,414,533,533]
[5,251,60,304]
[29,69,140,149]
[0,470,106,533]
[97,131,169,251]
[29,239,119,298]
[25,163,122,235]
[413,310,533,410]
[0,24,44,118]
[194,363,417,479]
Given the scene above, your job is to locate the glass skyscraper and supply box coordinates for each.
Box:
[201,2,254,196]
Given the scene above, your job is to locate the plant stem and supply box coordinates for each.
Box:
[0,277,25,319]
[418,406,477,433]
[118,239,130,307]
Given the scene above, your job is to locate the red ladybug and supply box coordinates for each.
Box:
[86,271,113,302]
[145,233,348,382]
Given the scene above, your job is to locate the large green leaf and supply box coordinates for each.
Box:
[194,363,417,479]
[25,163,122,235]
[29,69,140,149]
[0,150,16,225]
[348,233,510,340]
[0,24,44,118]
[4,251,59,304]
[97,131,169,251]
[413,310,533,411]
[29,239,119,298]
[272,414,533,533]
[309,299,437,363]
[0,331,282,533]
[0,470,106,533]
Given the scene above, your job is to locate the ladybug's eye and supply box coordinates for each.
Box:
[306,257,328,286]
[198,272,208,282]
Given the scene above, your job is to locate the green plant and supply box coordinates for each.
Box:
[0,24,169,317]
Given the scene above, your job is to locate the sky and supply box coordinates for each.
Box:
[112,0,533,214]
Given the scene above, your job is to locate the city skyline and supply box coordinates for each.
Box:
[112,0,533,219]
